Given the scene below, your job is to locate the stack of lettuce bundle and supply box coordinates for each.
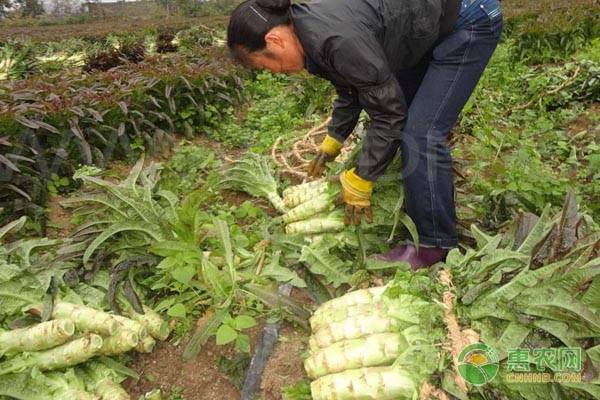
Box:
[0,217,171,399]
[0,301,170,399]
[305,282,444,400]
[303,193,600,400]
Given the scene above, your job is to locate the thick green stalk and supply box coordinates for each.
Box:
[127,306,170,341]
[46,302,118,336]
[285,211,345,235]
[313,286,387,317]
[135,335,156,353]
[85,362,130,400]
[112,315,149,340]
[310,303,386,332]
[310,366,417,400]
[267,192,288,214]
[0,334,103,375]
[305,333,404,379]
[282,179,328,204]
[98,330,139,356]
[309,314,407,351]
[0,320,75,355]
[283,192,334,223]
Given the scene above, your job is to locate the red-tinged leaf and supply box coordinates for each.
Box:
[118,101,128,115]
[68,118,84,140]
[70,106,85,117]
[0,154,20,172]
[86,107,104,122]
[0,137,10,146]
[6,154,34,164]
[36,121,60,134]
[15,116,40,129]
[89,128,108,144]
[181,76,194,91]
[6,184,31,200]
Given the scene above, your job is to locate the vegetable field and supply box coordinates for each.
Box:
[0,0,599,399]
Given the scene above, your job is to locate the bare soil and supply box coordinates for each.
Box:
[124,323,263,400]
[46,195,73,238]
[260,323,309,400]
[123,322,310,400]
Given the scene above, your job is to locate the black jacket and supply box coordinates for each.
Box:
[291,0,460,180]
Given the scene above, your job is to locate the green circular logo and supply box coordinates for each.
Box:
[458,343,500,386]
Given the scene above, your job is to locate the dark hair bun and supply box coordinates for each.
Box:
[255,0,291,14]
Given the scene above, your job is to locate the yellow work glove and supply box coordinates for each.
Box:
[339,168,373,226]
[307,135,343,178]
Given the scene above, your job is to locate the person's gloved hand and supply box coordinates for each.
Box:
[339,168,373,226]
[307,135,343,178]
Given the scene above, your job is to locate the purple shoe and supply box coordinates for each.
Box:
[371,244,410,262]
[399,245,449,270]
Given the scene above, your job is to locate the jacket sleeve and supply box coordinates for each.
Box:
[328,34,408,181]
[328,85,362,143]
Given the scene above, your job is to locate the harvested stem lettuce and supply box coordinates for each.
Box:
[0,334,103,375]
[0,319,75,355]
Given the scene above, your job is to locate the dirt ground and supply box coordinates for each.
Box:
[124,286,315,400]
[124,322,263,400]
[123,321,308,400]
[260,323,309,400]
[46,195,73,238]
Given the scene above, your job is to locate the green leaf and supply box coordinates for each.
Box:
[213,218,234,271]
[171,265,196,285]
[517,203,553,255]
[233,315,257,330]
[216,324,238,345]
[0,217,26,241]
[398,213,419,251]
[83,222,164,266]
[183,309,227,361]
[299,244,351,288]
[150,241,201,258]
[235,333,250,353]
[260,251,306,288]
[167,303,186,318]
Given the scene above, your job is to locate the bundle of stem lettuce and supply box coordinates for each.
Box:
[0,300,169,376]
[282,179,347,235]
[305,283,443,400]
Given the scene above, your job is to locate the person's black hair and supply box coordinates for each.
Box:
[227,0,292,65]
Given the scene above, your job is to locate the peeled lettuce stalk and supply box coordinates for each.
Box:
[99,330,139,356]
[135,335,156,353]
[306,295,430,332]
[112,314,149,340]
[44,302,118,336]
[127,306,170,341]
[85,361,130,400]
[0,334,103,375]
[0,319,75,355]
[309,313,407,351]
[305,333,404,379]
[310,303,380,331]
[282,179,328,205]
[313,286,387,317]
[283,192,336,223]
[285,210,345,235]
[310,366,418,400]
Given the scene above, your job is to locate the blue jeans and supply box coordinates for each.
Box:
[392,0,503,248]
